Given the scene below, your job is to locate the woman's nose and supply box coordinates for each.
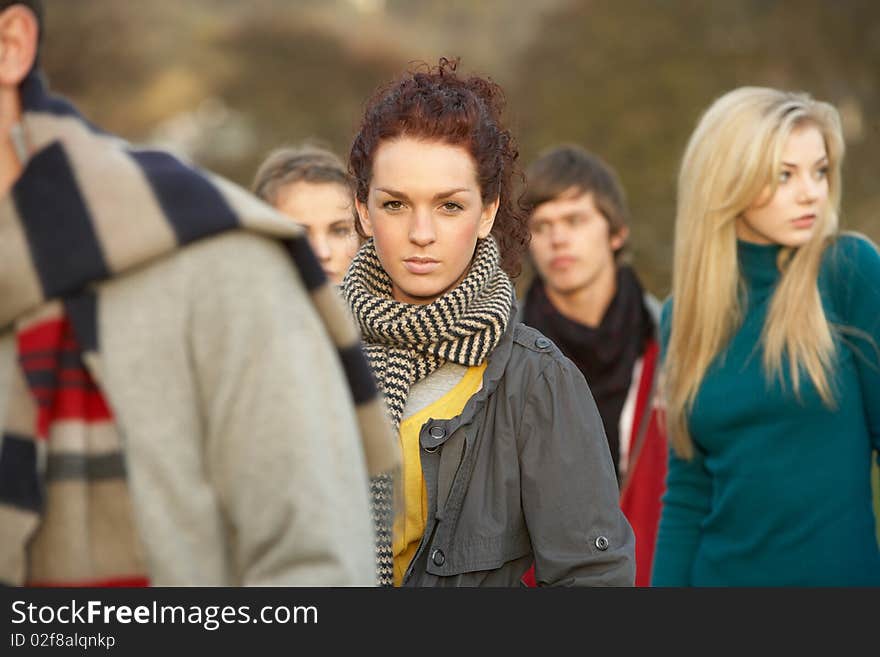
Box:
[408,209,436,246]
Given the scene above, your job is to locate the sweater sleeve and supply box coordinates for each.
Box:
[650,298,713,586]
[519,354,636,586]
[188,233,376,585]
[828,234,880,457]
[650,447,712,586]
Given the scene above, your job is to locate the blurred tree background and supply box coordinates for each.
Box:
[40,0,879,297]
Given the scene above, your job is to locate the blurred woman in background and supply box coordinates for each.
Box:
[253,144,359,285]
[653,86,880,586]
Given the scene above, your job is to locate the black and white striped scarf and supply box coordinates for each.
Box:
[343,235,514,586]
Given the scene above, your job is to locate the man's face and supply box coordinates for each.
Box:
[528,189,624,297]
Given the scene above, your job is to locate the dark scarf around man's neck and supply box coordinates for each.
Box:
[523,265,653,473]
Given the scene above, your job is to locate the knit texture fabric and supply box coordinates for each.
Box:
[0,70,396,586]
[343,235,514,585]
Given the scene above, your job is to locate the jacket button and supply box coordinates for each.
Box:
[429,425,446,440]
[535,337,552,349]
[595,536,609,551]
[431,549,446,566]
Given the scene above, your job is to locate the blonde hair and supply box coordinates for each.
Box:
[665,86,845,459]
[251,143,353,206]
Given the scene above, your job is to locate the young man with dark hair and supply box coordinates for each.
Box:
[520,144,667,586]
[0,1,398,586]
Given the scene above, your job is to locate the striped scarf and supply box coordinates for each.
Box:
[0,71,397,586]
[343,235,514,586]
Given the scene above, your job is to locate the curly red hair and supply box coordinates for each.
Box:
[349,58,529,277]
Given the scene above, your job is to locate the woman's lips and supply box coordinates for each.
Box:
[791,214,816,229]
[403,257,440,274]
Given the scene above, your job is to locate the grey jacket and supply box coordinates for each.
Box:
[401,320,636,586]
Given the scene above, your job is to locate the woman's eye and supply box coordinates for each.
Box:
[382,200,404,211]
[816,166,829,179]
[442,202,463,212]
[332,226,353,238]
[778,170,791,183]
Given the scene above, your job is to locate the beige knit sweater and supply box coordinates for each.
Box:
[0,230,376,585]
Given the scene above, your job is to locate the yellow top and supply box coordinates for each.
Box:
[392,362,487,586]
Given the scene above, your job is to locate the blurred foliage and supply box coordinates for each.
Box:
[40,0,878,295]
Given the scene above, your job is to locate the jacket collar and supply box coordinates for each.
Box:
[428,303,518,439]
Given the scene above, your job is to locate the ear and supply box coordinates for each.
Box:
[477,196,500,239]
[610,225,629,253]
[0,5,39,87]
[355,197,373,237]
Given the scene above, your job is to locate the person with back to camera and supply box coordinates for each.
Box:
[520,145,668,586]
[0,0,397,586]
[342,58,636,587]
[652,86,880,586]
[253,144,360,286]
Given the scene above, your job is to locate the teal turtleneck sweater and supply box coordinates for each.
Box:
[652,235,880,586]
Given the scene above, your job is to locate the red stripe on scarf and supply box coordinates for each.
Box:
[17,317,113,438]
[29,576,150,587]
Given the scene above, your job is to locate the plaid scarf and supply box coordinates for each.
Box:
[342,235,514,586]
[0,71,397,586]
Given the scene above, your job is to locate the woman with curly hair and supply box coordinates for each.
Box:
[343,59,635,587]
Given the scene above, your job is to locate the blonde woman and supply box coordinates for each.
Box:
[253,145,359,285]
[652,87,880,586]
